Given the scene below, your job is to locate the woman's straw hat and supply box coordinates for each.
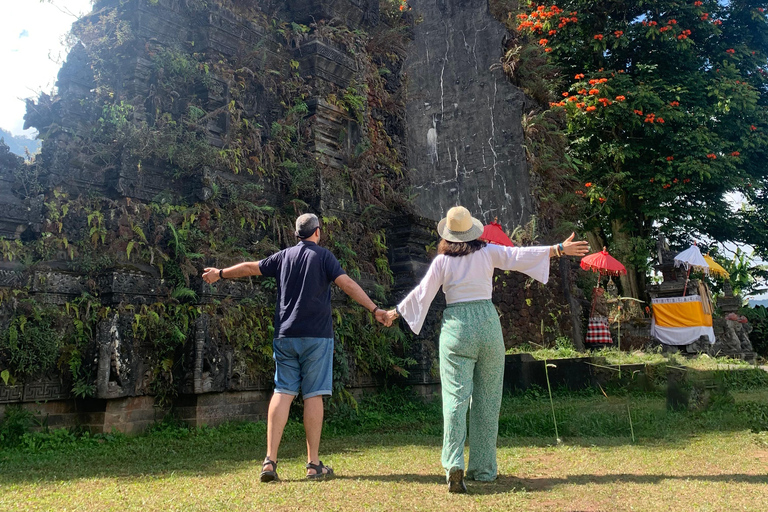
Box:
[436,206,484,243]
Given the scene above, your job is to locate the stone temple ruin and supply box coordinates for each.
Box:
[0,0,757,433]
[0,0,584,431]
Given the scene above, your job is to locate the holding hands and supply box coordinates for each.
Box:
[374,308,394,327]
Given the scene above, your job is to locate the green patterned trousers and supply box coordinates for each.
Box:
[439,299,505,482]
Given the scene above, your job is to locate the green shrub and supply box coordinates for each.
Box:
[0,405,33,448]
[0,316,60,377]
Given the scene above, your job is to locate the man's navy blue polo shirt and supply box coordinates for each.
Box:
[258,241,346,339]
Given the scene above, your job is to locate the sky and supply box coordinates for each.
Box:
[0,0,93,137]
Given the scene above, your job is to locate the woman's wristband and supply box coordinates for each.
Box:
[559,242,565,255]
[219,269,225,280]
[372,306,381,314]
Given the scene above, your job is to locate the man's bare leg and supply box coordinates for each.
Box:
[304,395,330,476]
[266,392,295,461]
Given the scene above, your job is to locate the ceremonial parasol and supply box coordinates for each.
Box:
[674,244,710,295]
[580,247,628,319]
[580,247,627,287]
[479,218,514,247]
[702,254,730,279]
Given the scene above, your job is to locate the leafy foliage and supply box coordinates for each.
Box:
[511,0,768,294]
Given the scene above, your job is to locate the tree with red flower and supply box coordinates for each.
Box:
[517,0,768,297]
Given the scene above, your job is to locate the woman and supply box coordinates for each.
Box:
[385,206,588,493]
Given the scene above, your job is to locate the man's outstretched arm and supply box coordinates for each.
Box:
[202,262,261,284]
[334,274,392,327]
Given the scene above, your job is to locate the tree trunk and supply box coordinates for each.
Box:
[559,257,585,351]
[611,218,642,299]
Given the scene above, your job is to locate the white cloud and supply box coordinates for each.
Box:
[0,0,93,136]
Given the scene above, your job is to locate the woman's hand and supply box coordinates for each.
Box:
[562,232,590,257]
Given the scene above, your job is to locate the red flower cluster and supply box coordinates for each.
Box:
[615,95,626,101]
[660,26,671,33]
[752,125,758,131]
[678,29,692,40]
[598,197,606,203]
[644,113,660,123]
[578,88,587,94]
[759,7,765,13]
[598,97,612,106]
[614,30,624,37]
[642,20,658,26]
[589,88,600,95]
[666,156,674,161]
[549,101,567,107]
[670,101,680,106]
[713,19,722,25]
[684,179,691,183]
[549,29,557,35]
[398,0,409,11]
[545,48,553,52]
[585,182,593,187]
[576,102,585,108]
[634,109,644,116]
[518,5,570,32]
[731,151,741,157]
[668,19,677,25]
[562,92,569,97]
[663,184,672,189]
[575,73,585,79]
[694,1,703,5]
[726,48,735,54]
[594,34,604,40]
[586,105,597,112]
[557,13,579,29]
[701,13,709,20]
[707,153,717,159]
[567,96,579,102]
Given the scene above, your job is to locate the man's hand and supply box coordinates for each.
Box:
[375,308,393,327]
[202,267,220,284]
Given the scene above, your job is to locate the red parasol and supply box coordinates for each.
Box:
[580,247,627,317]
[479,219,514,247]
[580,247,627,276]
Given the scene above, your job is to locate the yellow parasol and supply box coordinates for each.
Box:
[702,254,730,279]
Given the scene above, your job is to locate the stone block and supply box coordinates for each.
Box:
[296,38,358,88]
[284,0,379,28]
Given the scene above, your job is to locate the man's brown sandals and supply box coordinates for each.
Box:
[260,458,278,483]
[306,460,334,480]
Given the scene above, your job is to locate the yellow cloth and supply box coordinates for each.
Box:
[653,298,712,328]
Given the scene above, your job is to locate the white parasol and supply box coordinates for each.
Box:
[673,245,710,273]
[673,244,710,295]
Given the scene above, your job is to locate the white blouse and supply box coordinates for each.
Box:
[397,244,551,335]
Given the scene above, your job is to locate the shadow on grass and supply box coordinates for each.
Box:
[324,472,768,495]
[491,473,768,494]
[0,431,752,486]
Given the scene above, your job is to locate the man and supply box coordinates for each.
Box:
[202,213,391,481]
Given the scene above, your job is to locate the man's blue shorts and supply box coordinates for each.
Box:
[272,337,334,399]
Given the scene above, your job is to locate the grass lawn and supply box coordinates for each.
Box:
[1,386,768,511]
